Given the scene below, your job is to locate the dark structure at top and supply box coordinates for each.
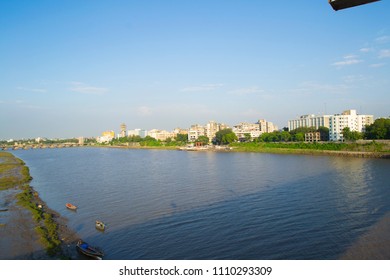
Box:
[329,0,380,11]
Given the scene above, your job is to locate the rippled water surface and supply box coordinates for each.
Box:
[11,148,390,259]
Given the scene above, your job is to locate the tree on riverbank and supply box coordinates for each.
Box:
[215,129,238,145]
[365,118,390,139]
[343,127,362,141]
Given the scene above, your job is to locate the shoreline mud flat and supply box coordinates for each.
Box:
[0,152,80,260]
[340,212,390,260]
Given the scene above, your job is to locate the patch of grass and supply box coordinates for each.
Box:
[1,152,62,256]
[0,152,32,190]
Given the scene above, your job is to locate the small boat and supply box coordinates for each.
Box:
[76,240,104,259]
[65,203,77,210]
[95,220,105,231]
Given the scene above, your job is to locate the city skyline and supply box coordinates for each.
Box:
[1,1,389,139]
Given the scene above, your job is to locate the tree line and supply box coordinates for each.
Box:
[108,118,390,146]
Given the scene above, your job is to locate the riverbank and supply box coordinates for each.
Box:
[101,142,390,159]
[0,151,79,260]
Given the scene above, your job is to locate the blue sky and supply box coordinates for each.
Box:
[1,0,389,139]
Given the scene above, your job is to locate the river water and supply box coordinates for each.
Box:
[9,147,390,259]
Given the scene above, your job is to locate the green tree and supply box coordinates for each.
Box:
[215,129,237,145]
[175,133,188,143]
[280,131,291,142]
[197,135,209,145]
[342,127,362,141]
[244,133,252,142]
[293,132,305,142]
[364,118,390,139]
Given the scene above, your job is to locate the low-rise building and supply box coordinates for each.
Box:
[148,129,175,141]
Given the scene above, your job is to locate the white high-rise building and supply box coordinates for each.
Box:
[329,110,374,141]
[288,114,331,131]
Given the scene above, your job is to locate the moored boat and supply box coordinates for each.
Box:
[76,240,104,259]
[95,220,105,231]
[65,203,77,210]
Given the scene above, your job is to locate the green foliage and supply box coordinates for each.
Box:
[364,118,390,139]
[215,129,238,145]
[197,135,210,145]
[0,152,33,190]
[230,141,388,154]
[342,127,362,141]
[175,133,189,143]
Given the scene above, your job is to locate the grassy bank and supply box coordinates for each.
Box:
[0,152,62,257]
[0,152,32,190]
[230,141,390,158]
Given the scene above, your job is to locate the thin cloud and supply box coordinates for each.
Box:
[16,86,47,93]
[379,49,390,58]
[332,55,363,67]
[70,82,109,95]
[180,83,224,92]
[291,81,351,96]
[375,35,390,43]
[137,106,153,116]
[229,86,265,96]
[359,47,372,53]
[370,63,386,68]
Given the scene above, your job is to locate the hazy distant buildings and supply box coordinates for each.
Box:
[97,130,115,143]
[128,129,148,138]
[188,121,228,142]
[119,123,127,138]
[233,119,278,141]
[257,119,278,134]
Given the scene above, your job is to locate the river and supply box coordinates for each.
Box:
[8,147,390,259]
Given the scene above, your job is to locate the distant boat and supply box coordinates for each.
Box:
[95,220,106,231]
[76,240,104,259]
[65,203,77,210]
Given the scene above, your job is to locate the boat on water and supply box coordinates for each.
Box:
[76,240,104,259]
[95,220,105,231]
[65,203,77,210]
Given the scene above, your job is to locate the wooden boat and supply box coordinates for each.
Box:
[76,240,104,259]
[65,203,77,210]
[95,220,105,231]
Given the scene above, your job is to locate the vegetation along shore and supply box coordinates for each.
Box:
[0,151,78,259]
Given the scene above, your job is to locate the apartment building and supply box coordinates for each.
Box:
[233,119,278,141]
[329,110,374,141]
[257,119,278,133]
[233,122,261,140]
[148,129,176,141]
[188,121,228,142]
[288,114,331,131]
[188,124,205,142]
[128,129,148,138]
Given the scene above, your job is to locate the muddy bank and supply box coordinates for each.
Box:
[0,152,80,260]
[340,212,390,259]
